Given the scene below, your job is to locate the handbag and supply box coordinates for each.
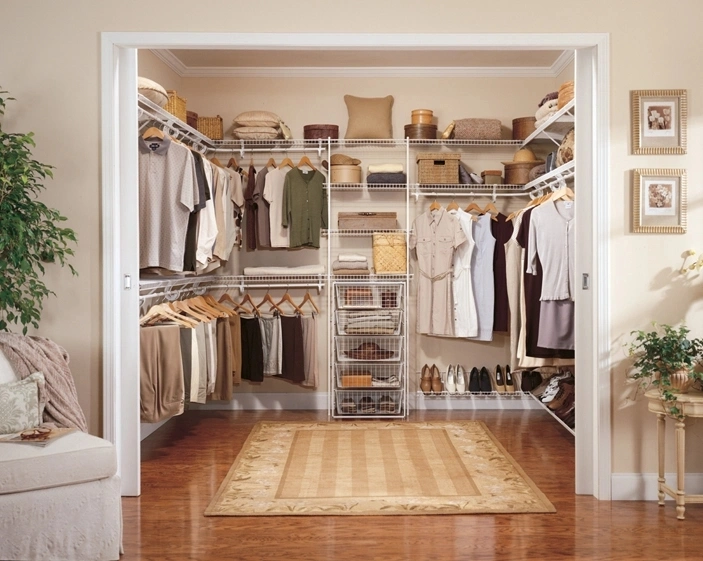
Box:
[372,233,407,274]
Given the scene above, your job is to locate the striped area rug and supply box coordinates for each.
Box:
[205,421,555,516]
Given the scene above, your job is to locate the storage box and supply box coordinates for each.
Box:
[164,90,187,122]
[373,232,407,274]
[304,124,339,139]
[196,115,224,140]
[404,123,437,140]
[335,283,404,309]
[512,116,536,140]
[339,373,373,388]
[336,363,403,388]
[503,162,535,185]
[411,109,433,124]
[416,153,460,184]
[338,212,397,230]
[453,118,501,140]
[481,169,504,184]
[330,165,361,183]
[186,110,198,129]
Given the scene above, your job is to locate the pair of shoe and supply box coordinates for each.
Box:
[541,372,574,403]
[446,365,467,394]
[520,370,543,392]
[467,367,492,393]
[420,364,443,394]
[494,365,515,393]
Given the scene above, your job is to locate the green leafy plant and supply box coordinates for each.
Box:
[627,323,703,417]
[0,88,77,333]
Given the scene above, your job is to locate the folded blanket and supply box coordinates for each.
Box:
[535,99,560,121]
[366,172,408,184]
[333,259,368,270]
[368,163,404,174]
[243,265,325,275]
[534,113,556,129]
[538,91,559,107]
[333,268,370,275]
[338,253,367,262]
[346,313,395,323]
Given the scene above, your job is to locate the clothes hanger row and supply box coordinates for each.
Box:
[430,199,498,221]
[505,185,575,222]
[140,294,238,327]
[217,289,319,317]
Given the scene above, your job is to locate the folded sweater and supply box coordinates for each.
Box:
[333,259,368,270]
[333,268,370,275]
[367,163,404,174]
[338,253,368,262]
[366,172,407,184]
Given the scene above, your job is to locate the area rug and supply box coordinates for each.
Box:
[205,421,555,516]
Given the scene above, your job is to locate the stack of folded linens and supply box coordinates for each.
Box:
[232,111,287,140]
[333,253,370,275]
[534,91,560,128]
[366,163,407,185]
[344,310,398,335]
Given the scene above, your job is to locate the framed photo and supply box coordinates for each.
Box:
[631,89,687,154]
[633,168,687,233]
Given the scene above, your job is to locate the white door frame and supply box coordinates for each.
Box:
[100,32,610,498]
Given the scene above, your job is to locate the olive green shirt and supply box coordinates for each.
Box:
[282,168,328,248]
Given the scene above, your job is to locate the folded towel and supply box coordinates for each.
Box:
[367,163,404,174]
[243,265,325,275]
[535,99,559,121]
[534,113,556,129]
[333,268,371,275]
[333,259,368,270]
[538,91,559,107]
[338,253,368,262]
[366,172,407,184]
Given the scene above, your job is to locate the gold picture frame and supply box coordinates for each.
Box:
[631,89,687,154]
[633,168,686,233]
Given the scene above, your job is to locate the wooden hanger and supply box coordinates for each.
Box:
[140,303,196,328]
[446,199,459,212]
[548,186,575,203]
[265,156,277,169]
[257,292,283,314]
[299,291,320,314]
[278,157,295,170]
[203,294,237,317]
[190,296,228,318]
[238,293,260,315]
[142,127,165,140]
[482,202,500,221]
[276,291,303,315]
[464,200,483,214]
[172,300,212,322]
[296,155,317,171]
[429,199,442,212]
[210,157,224,168]
[227,156,239,169]
[219,293,248,313]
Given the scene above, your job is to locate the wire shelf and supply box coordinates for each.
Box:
[332,274,412,281]
[528,392,575,435]
[323,228,409,237]
[418,390,531,398]
[326,182,408,191]
[409,138,523,147]
[521,99,575,147]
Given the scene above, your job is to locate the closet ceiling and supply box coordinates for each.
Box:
[152,49,572,78]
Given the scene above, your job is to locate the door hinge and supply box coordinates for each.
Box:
[582,273,590,290]
[124,274,132,290]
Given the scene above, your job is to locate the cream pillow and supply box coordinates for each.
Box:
[137,77,168,108]
[344,95,394,139]
[0,349,17,384]
[0,372,46,435]
[233,111,281,128]
[233,126,280,140]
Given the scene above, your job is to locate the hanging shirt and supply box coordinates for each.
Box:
[264,167,292,247]
[448,208,478,338]
[195,159,220,272]
[409,208,466,336]
[491,213,514,332]
[253,166,272,248]
[244,165,257,250]
[468,213,496,341]
[138,136,198,272]
[282,168,328,249]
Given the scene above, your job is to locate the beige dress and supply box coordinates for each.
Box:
[409,208,466,337]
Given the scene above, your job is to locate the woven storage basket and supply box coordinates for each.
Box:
[512,117,536,140]
[453,118,501,140]
[165,90,187,122]
[186,110,198,129]
[373,232,407,274]
[304,124,339,139]
[416,153,460,184]
[197,115,224,140]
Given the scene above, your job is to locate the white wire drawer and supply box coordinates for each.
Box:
[335,336,403,362]
[335,309,403,336]
[335,389,403,416]
[335,362,403,388]
[334,282,404,310]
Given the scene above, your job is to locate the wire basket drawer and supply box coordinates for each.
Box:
[335,389,403,416]
[334,283,404,310]
[335,336,403,362]
[335,362,403,388]
[335,309,403,336]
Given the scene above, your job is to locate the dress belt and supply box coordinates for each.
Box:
[419,267,452,282]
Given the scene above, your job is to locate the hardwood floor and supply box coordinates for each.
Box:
[123,410,699,560]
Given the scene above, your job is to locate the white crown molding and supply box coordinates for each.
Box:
[152,49,569,79]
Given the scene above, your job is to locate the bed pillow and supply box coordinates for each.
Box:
[233,111,281,128]
[344,95,394,139]
[0,372,46,435]
[232,126,281,140]
[137,77,168,107]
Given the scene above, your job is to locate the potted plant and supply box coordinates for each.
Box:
[0,88,77,334]
[627,322,703,417]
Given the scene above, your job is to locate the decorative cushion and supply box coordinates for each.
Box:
[556,128,575,167]
[0,372,45,435]
[344,95,394,139]
[233,111,281,128]
[0,350,17,384]
[233,126,280,140]
[137,76,168,107]
[0,431,117,494]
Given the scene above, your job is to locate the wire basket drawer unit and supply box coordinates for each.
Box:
[334,282,404,310]
[335,362,403,388]
[335,389,404,416]
[335,336,403,363]
[335,309,403,336]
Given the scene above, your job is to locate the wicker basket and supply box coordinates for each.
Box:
[304,124,339,139]
[373,232,407,274]
[416,153,460,184]
[186,111,198,129]
[197,115,224,140]
[512,117,536,140]
[165,90,187,122]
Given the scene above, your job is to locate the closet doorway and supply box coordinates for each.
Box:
[100,32,611,499]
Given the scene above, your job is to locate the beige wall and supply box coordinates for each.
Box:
[2,0,703,476]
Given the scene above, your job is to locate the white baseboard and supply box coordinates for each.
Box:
[612,472,703,500]
[140,418,171,440]
[189,392,329,411]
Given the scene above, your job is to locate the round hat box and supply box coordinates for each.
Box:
[404,123,437,140]
[411,109,434,125]
[330,164,362,184]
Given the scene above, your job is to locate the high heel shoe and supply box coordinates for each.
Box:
[468,367,481,393]
[505,365,515,393]
[431,363,443,394]
[420,364,432,395]
[456,365,466,394]
[495,364,506,393]
[446,364,457,394]
[479,366,492,393]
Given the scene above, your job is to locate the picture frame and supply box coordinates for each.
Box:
[631,89,687,154]
[632,168,687,233]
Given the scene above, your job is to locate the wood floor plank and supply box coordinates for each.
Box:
[121,410,700,561]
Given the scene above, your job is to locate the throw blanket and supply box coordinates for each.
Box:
[338,253,367,262]
[534,99,559,121]
[367,164,404,174]
[243,265,325,275]
[0,333,88,431]
[538,91,559,107]
[332,259,368,270]
[366,172,407,184]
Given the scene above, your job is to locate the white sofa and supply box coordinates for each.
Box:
[0,351,122,561]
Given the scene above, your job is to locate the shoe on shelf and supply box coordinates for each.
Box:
[420,364,432,395]
[446,364,457,394]
[495,364,506,393]
[505,365,515,393]
[431,363,443,394]
[479,366,492,392]
[456,365,466,394]
[521,370,540,392]
[468,367,481,393]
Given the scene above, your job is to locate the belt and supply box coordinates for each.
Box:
[419,267,452,282]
